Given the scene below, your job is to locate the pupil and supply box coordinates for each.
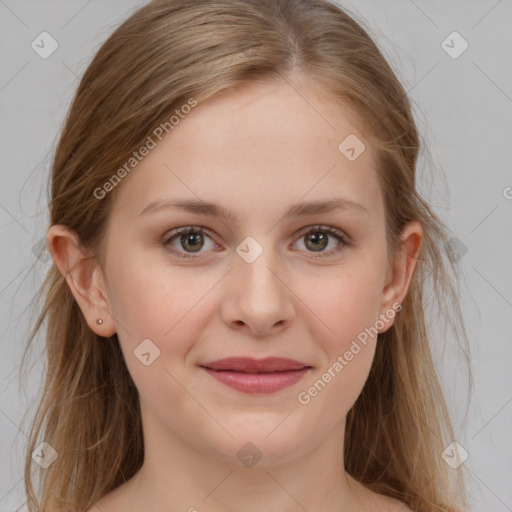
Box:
[183,233,203,252]
[308,232,327,251]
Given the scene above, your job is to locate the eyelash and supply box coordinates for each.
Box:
[162,224,351,259]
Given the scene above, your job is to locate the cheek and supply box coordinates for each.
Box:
[300,261,383,407]
[105,254,219,388]
[107,262,209,421]
[106,249,212,338]
[311,263,384,349]
[298,322,377,424]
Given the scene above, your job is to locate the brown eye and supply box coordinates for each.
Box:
[163,224,351,260]
[293,225,350,258]
[304,231,329,252]
[179,232,204,252]
[164,227,217,258]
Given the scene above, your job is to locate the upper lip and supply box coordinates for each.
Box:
[200,357,311,373]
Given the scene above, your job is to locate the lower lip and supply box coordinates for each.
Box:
[201,367,310,394]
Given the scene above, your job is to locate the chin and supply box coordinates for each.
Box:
[199,424,316,468]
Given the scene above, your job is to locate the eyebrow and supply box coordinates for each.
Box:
[138,197,369,220]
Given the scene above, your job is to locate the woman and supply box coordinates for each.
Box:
[21,0,469,510]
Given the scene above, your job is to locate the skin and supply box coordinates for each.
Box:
[48,74,420,512]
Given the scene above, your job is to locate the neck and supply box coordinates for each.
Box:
[121,403,370,512]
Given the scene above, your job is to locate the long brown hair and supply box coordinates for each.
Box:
[19,0,470,510]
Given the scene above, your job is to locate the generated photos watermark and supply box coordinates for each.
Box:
[93,97,197,200]
[297,302,402,405]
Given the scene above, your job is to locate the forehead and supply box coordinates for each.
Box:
[109,79,383,225]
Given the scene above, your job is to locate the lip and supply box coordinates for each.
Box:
[199,357,312,394]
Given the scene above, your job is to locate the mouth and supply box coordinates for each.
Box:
[199,357,312,394]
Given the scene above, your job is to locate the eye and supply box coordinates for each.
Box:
[291,224,351,258]
[163,225,351,259]
[163,226,218,258]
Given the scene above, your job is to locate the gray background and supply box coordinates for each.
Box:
[1,1,511,510]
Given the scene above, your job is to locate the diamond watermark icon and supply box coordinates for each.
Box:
[31,31,59,59]
[32,237,51,264]
[236,236,263,263]
[134,338,161,366]
[237,442,262,468]
[441,441,468,469]
[338,134,366,162]
[444,237,468,263]
[441,31,469,59]
[32,441,58,469]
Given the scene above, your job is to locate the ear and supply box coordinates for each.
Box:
[377,220,423,333]
[46,224,116,337]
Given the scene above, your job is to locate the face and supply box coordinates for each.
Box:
[80,78,409,467]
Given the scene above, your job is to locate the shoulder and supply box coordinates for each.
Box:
[85,472,141,512]
[369,492,414,512]
[84,497,111,512]
[347,474,413,512]
[386,500,413,511]
[85,498,114,512]
[390,503,413,512]
[84,487,126,512]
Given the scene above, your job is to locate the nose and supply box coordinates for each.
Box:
[220,245,296,337]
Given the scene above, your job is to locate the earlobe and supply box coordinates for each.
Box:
[378,221,423,333]
[46,224,116,337]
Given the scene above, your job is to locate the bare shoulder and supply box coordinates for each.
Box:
[389,501,414,512]
[347,474,413,512]
[369,491,414,512]
[84,485,414,512]
[84,484,130,512]
[84,494,114,512]
[351,476,413,512]
[383,496,414,511]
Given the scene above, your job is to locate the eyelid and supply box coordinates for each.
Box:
[292,224,352,257]
[163,224,351,259]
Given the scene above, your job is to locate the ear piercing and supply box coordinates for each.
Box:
[96,318,104,325]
